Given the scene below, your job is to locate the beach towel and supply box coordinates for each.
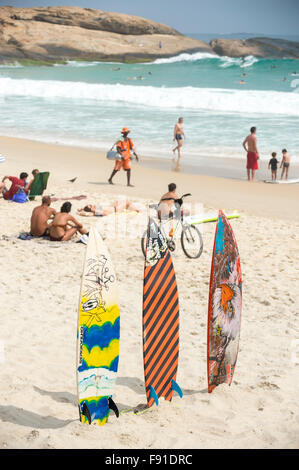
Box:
[51,195,87,202]
[29,171,50,200]
[18,232,34,240]
[0,154,5,163]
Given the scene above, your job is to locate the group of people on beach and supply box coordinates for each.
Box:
[106,121,185,187]
[107,120,292,184]
[29,196,146,243]
[0,120,293,245]
[242,126,291,182]
[0,169,40,201]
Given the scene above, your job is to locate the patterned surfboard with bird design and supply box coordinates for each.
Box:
[207,210,242,393]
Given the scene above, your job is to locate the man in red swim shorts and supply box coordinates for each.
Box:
[242,126,259,181]
[108,127,139,187]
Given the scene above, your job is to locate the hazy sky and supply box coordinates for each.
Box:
[1,0,299,35]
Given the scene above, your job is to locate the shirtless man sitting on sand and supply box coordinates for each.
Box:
[242,126,259,181]
[50,201,88,242]
[30,195,57,237]
[158,183,180,219]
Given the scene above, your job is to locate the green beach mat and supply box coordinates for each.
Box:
[185,212,240,225]
[29,172,50,200]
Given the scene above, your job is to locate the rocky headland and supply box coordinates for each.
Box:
[0,6,298,64]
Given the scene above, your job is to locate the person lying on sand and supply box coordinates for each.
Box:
[77,200,144,217]
[30,195,57,237]
[0,172,28,200]
[49,201,88,242]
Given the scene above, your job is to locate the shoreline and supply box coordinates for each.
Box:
[1,134,298,222]
[1,134,299,182]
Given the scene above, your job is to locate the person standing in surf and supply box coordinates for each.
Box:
[242,126,259,181]
[280,149,291,180]
[172,117,185,172]
[108,127,139,187]
[268,152,279,181]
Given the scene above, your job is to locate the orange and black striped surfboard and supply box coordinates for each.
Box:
[142,218,182,407]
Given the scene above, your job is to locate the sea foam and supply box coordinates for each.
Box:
[0,77,298,116]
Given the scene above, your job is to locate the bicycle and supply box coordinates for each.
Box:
[141,193,203,259]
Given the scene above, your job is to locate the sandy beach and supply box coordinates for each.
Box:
[0,135,298,449]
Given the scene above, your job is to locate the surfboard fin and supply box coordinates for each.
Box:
[81,402,91,424]
[108,397,119,418]
[150,385,159,406]
[172,379,183,398]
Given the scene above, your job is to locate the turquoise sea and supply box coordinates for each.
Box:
[0,52,298,165]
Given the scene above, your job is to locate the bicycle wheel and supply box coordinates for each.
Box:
[181,224,203,259]
[141,230,148,258]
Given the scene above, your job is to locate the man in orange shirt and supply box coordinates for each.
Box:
[108,127,139,187]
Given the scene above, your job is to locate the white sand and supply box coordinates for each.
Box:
[0,136,298,449]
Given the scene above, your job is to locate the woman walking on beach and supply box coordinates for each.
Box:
[172,117,185,171]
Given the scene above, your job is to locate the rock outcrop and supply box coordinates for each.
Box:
[210,37,299,59]
[1,7,298,64]
[0,6,214,64]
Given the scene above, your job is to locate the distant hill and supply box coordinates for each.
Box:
[209,37,299,59]
[189,33,299,43]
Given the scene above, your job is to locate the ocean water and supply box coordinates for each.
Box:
[0,53,298,165]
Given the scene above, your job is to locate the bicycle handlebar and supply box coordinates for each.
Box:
[160,193,192,202]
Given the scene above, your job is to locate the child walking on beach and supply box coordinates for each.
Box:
[280,149,291,180]
[268,152,279,181]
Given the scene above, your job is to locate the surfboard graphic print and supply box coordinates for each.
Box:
[76,226,120,425]
[142,218,182,408]
[207,210,242,393]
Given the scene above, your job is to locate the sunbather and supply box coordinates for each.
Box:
[77,199,144,217]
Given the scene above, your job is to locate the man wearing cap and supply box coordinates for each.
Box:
[108,127,139,187]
